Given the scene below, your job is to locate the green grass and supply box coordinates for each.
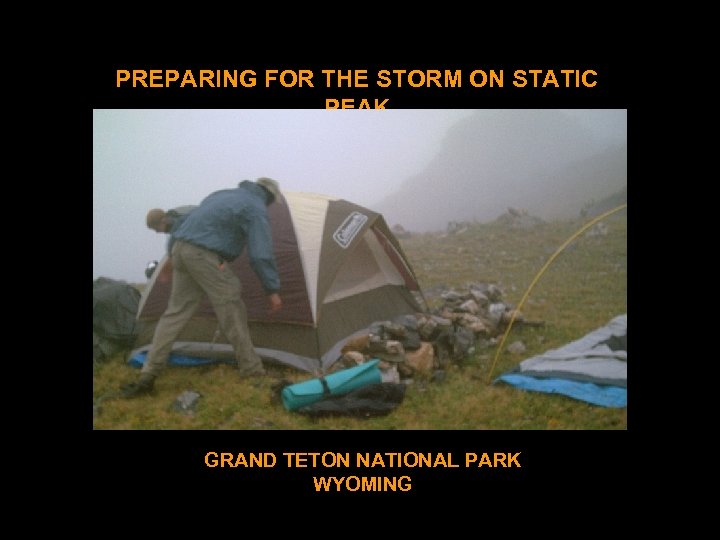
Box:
[93,213,627,430]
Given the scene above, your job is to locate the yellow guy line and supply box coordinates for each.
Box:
[486,203,627,383]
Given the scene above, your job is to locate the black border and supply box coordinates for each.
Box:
[86,51,633,506]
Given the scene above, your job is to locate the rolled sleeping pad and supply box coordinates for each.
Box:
[281,359,382,411]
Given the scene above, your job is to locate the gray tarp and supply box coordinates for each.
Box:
[513,314,627,387]
[93,278,141,362]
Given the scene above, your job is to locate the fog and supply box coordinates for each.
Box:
[93,109,626,283]
[374,109,627,230]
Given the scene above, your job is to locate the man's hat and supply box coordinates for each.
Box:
[146,208,166,229]
[256,177,283,205]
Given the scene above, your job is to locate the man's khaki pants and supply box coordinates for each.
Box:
[141,240,265,378]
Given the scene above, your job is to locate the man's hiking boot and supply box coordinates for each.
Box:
[120,376,155,398]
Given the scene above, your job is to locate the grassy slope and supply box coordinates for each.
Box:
[92,213,627,430]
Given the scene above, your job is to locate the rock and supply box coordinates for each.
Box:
[399,329,422,351]
[405,342,435,376]
[487,303,506,325]
[171,390,202,414]
[382,322,408,339]
[374,352,406,364]
[440,308,461,321]
[469,290,489,308]
[368,321,391,337]
[451,327,475,360]
[486,285,503,303]
[397,363,414,378]
[394,313,419,331]
[386,340,405,355]
[342,351,366,365]
[341,334,370,353]
[465,320,488,335]
[380,365,401,383]
[431,315,452,328]
[501,309,525,323]
[367,334,385,352]
[459,313,483,327]
[507,341,526,355]
[441,290,463,302]
[417,317,437,340]
[459,299,479,314]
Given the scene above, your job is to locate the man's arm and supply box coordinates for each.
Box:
[246,211,282,302]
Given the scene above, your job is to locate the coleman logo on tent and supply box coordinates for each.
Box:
[333,211,368,248]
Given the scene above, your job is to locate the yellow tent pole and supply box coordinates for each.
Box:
[486,204,627,384]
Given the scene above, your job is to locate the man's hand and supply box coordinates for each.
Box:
[268,293,282,313]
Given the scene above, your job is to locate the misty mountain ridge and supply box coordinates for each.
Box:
[373,110,627,232]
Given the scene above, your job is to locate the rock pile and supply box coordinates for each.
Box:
[333,282,543,381]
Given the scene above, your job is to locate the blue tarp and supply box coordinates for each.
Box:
[495,373,627,408]
[128,351,234,369]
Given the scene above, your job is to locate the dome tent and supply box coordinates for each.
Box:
[131,191,425,374]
